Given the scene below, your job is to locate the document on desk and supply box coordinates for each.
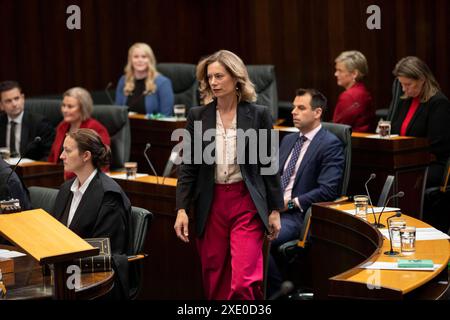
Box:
[106,173,149,180]
[0,249,26,259]
[360,261,441,271]
[4,158,35,166]
[364,134,400,139]
[380,227,450,240]
[342,207,400,215]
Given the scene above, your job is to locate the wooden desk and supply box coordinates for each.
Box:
[129,114,186,175]
[110,174,204,299]
[15,161,64,188]
[0,245,114,300]
[311,202,450,299]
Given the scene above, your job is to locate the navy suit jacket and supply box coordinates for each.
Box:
[279,126,345,213]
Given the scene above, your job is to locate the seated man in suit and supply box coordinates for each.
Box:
[267,88,345,297]
[0,81,55,160]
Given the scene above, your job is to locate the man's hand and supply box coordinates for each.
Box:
[174,209,190,243]
[267,210,281,241]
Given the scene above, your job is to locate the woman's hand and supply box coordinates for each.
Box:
[267,210,281,241]
[174,209,190,243]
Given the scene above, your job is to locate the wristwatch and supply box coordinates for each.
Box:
[287,199,295,210]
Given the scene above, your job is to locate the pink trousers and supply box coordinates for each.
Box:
[196,181,264,300]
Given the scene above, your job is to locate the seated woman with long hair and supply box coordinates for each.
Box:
[48,87,110,179]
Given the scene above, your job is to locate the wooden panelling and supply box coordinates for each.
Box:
[0,0,448,119]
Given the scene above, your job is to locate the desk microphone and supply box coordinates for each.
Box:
[377,191,404,228]
[268,281,295,300]
[0,137,40,213]
[144,143,160,184]
[384,212,402,256]
[4,136,41,188]
[105,82,115,105]
[364,173,379,226]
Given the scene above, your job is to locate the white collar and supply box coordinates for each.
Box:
[70,169,98,194]
[7,110,24,125]
[300,124,322,141]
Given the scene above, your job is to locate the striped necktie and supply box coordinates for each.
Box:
[281,135,307,191]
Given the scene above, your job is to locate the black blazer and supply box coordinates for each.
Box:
[176,101,284,236]
[0,110,55,160]
[52,171,131,255]
[391,92,450,186]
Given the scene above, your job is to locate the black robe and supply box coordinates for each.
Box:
[52,171,131,299]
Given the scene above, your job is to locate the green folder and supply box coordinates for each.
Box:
[397,259,434,268]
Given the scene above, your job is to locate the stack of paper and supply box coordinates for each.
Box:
[343,207,400,215]
[379,227,450,240]
[0,249,26,259]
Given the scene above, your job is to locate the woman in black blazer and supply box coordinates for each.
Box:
[174,50,283,300]
[391,56,450,187]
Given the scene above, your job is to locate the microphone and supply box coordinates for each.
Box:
[105,82,115,105]
[5,136,41,186]
[0,136,41,213]
[268,281,295,300]
[144,143,160,184]
[384,212,402,256]
[364,173,379,227]
[377,191,405,228]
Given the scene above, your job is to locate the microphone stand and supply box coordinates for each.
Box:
[384,212,402,256]
[364,173,380,227]
[377,191,405,228]
[144,143,160,184]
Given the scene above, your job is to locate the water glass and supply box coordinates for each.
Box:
[378,120,391,138]
[400,226,416,255]
[388,218,406,249]
[124,162,138,179]
[354,195,369,220]
[174,104,186,119]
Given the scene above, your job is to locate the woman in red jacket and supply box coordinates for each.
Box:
[48,87,110,179]
[333,50,375,132]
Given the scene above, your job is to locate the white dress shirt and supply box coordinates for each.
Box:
[67,169,98,227]
[283,124,322,210]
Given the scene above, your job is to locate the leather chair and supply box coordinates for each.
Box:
[377,175,395,207]
[25,99,63,128]
[91,105,130,170]
[376,78,403,123]
[321,122,352,196]
[25,99,130,170]
[128,206,153,300]
[157,63,199,110]
[28,186,59,213]
[247,65,279,122]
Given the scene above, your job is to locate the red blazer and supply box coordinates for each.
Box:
[48,118,111,179]
[332,82,375,133]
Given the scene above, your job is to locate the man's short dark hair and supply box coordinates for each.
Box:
[0,81,22,99]
[295,88,327,113]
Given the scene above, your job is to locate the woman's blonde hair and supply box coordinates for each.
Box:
[335,50,368,81]
[196,50,256,104]
[63,87,93,121]
[393,56,440,102]
[123,42,159,96]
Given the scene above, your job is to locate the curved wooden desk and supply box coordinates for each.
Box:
[311,202,450,299]
[1,245,114,300]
